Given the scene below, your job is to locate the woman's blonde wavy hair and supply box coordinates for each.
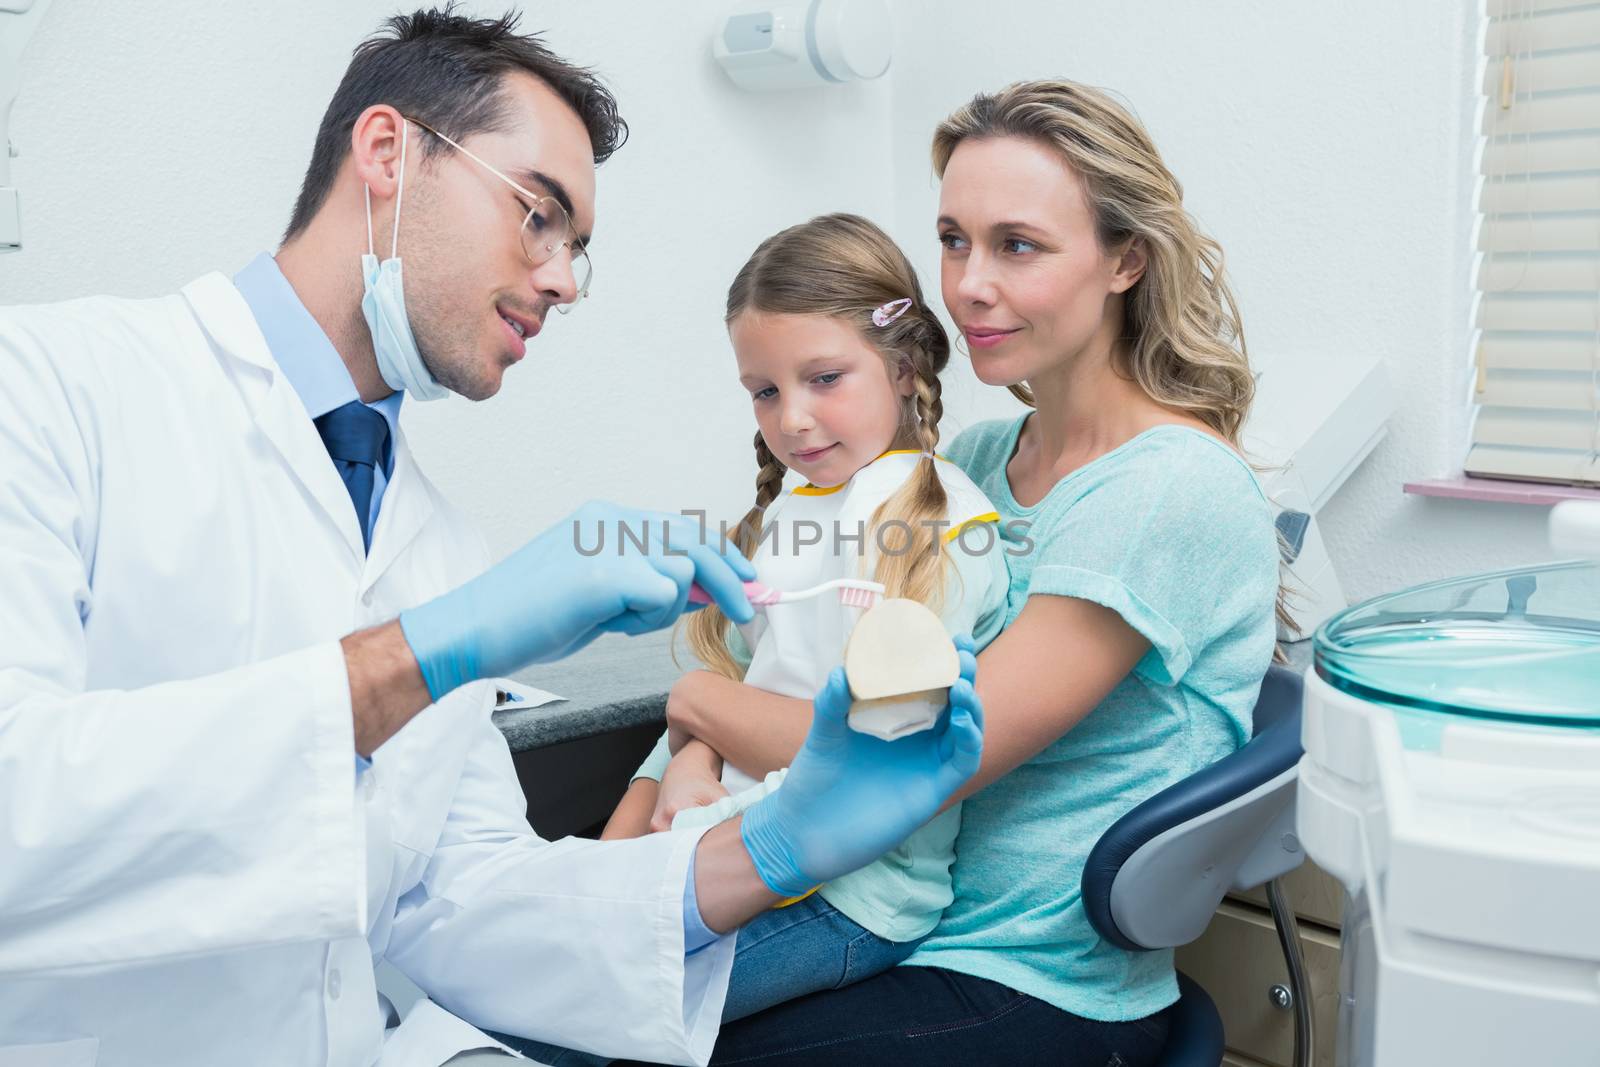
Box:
[686,213,958,680]
[932,79,1295,646]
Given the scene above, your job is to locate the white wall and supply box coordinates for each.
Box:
[3,0,1551,603]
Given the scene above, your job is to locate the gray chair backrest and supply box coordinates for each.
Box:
[1083,666,1306,951]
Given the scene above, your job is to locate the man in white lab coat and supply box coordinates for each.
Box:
[0,9,984,1066]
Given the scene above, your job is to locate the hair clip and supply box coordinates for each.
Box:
[872,298,913,327]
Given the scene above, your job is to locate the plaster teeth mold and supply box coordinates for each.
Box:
[843,598,958,740]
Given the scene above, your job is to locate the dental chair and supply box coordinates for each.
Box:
[1082,665,1309,1067]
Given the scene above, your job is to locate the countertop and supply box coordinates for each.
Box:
[493,628,686,752]
[491,627,1318,753]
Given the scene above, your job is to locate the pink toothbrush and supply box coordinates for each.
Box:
[688,578,885,610]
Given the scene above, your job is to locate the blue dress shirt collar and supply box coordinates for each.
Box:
[233,251,402,469]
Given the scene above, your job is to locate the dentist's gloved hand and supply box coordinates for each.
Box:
[400,501,756,701]
[740,636,983,897]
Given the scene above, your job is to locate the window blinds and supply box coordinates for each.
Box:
[1467,0,1600,485]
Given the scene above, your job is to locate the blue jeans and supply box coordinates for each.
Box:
[496,894,919,1065]
[617,965,1173,1066]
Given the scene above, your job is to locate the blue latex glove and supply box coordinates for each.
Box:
[741,636,983,897]
[400,501,756,701]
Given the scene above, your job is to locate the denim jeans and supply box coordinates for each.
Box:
[616,965,1173,1066]
[496,894,919,1065]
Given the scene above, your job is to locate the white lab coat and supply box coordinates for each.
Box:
[0,273,734,1066]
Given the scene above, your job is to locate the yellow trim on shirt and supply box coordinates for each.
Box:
[792,449,950,495]
[944,511,1001,544]
[772,885,823,909]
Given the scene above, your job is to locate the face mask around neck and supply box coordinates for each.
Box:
[361,120,449,402]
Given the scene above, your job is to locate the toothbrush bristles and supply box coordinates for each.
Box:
[840,587,878,608]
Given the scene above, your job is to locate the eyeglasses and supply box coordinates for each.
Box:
[405,115,592,314]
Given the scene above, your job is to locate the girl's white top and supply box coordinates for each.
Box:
[636,450,1010,940]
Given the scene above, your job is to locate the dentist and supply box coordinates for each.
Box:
[0,9,983,1067]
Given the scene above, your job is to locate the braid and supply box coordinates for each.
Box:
[912,361,944,456]
[754,432,786,510]
[731,431,787,555]
[865,340,954,612]
[685,432,787,680]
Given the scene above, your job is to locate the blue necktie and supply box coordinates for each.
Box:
[314,401,390,552]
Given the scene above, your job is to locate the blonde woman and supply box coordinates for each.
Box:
[646,81,1283,1066]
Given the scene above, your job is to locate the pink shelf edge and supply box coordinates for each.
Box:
[1403,476,1600,506]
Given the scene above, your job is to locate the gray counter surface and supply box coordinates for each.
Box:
[490,627,1317,753]
[493,628,686,752]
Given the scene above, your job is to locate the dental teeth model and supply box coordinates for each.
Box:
[843,598,960,740]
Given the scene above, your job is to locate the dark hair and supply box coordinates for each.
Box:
[282,5,626,241]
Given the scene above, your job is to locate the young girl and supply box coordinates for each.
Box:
[609,213,1011,1024]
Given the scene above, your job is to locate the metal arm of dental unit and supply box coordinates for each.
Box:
[1,0,55,252]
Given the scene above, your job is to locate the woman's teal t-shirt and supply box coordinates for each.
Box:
[904,415,1281,1022]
